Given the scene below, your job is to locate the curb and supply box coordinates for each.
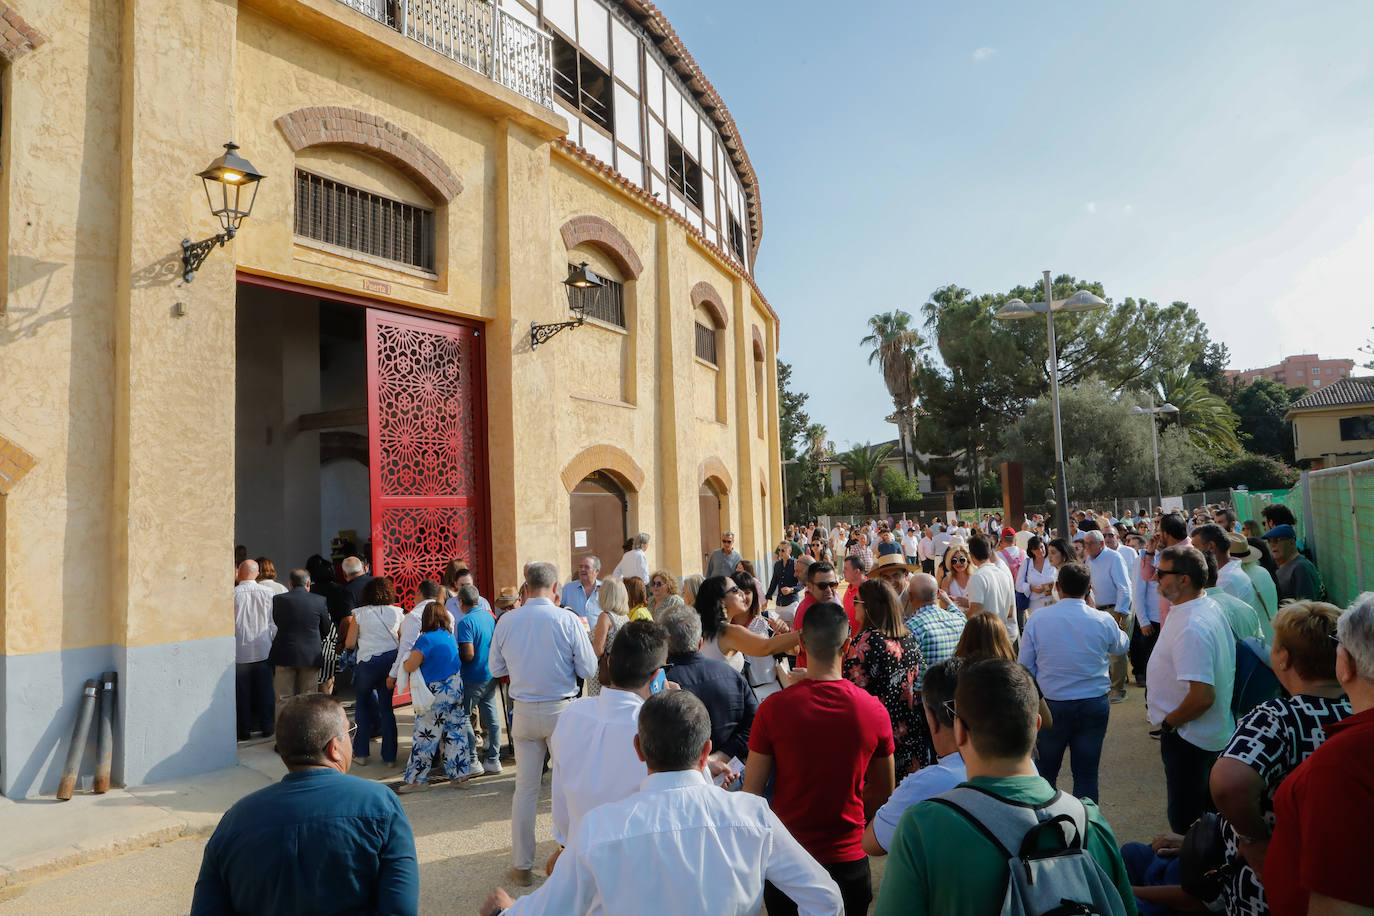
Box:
[0,819,215,899]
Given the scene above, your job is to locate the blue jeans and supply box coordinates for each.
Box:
[462,677,502,766]
[353,650,398,762]
[1035,694,1111,802]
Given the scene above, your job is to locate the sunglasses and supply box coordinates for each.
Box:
[1156,569,1187,578]
[813,580,840,591]
[941,699,968,728]
[952,557,968,564]
[724,586,741,595]
[650,579,665,587]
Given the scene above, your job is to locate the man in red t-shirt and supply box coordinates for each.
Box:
[744,601,896,915]
[1264,595,1374,916]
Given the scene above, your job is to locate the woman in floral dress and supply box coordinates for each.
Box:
[397,602,471,793]
[843,578,929,775]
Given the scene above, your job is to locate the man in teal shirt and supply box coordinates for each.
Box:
[192,695,418,915]
[873,658,1137,916]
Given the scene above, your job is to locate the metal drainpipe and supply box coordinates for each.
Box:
[94,671,117,794]
[57,679,99,801]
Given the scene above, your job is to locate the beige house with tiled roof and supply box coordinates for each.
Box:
[1286,377,1374,468]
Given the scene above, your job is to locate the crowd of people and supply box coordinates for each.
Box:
[204,508,1373,915]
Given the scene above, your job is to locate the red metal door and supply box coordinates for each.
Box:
[366,310,488,609]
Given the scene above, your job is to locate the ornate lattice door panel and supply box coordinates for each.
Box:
[367,310,487,608]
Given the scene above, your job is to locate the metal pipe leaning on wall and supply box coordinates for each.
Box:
[94,671,117,794]
[57,679,99,801]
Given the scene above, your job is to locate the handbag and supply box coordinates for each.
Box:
[1179,812,1231,905]
[407,669,437,713]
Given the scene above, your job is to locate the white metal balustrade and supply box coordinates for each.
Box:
[336,0,554,110]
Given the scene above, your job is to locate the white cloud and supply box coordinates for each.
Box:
[972,47,996,62]
[1084,201,1097,215]
[1123,204,1134,216]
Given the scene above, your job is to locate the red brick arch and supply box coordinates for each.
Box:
[0,5,45,63]
[275,107,462,203]
[691,281,728,329]
[559,215,643,280]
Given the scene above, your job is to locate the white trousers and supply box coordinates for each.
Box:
[510,697,571,870]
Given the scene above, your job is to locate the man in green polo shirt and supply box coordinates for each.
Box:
[873,658,1138,916]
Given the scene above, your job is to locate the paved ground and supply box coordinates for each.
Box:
[0,685,1167,915]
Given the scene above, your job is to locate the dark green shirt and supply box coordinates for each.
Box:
[873,775,1138,916]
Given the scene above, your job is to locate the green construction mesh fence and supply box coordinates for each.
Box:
[1230,486,1307,547]
[1306,462,1374,608]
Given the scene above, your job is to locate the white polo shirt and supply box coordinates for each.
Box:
[1146,594,1236,751]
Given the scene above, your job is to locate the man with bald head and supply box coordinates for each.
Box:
[234,559,277,740]
[903,573,967,691]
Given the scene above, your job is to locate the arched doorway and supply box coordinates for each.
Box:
[699,479,725,573]
[571,472,628,574]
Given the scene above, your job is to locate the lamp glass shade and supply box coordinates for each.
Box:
[1159,402,1180,413]
[198,143,264,233]
[995,298,1035,320]
[1059,290,1110,312]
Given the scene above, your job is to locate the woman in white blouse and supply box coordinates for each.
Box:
[1017,536,1058,614]
[255,557,288,596]
[344,576,403,766]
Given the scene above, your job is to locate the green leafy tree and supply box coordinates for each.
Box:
[999,380,1204,503]
[1153,370,1241,455]
[861,310,925,477]
[776,361,828,520]
[835,441,896,514]
[776,360,809,462]
[1196,453,1300,491]
[1228,379,1306,461]
[1188,341,1234,398]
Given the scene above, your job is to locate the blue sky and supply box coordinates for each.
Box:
[661,0,1374,448]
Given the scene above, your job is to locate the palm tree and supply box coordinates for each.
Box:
[1153,370,1241,455]
[836,441,896,514]
[861,311,925,477]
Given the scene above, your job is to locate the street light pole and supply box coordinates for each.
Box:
[1130,397,1179,511]
[1041,270,1072,542]
[994,271,1110,540]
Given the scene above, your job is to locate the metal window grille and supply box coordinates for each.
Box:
[295,169,436,272]
[566,268,625,327]
[695,321,718,364]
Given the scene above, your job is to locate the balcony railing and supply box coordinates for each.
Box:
[337,0,554,110]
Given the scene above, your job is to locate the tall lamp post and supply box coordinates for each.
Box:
[1130,396,1179,508]
[994,270,1110,539]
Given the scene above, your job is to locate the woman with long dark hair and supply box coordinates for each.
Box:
[694,575,799,673]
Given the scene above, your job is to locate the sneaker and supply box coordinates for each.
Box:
[1109,690,1127,704]
[482,760,503,775]
[1149,728,1163,740]
[354,756,370,767]
[396,781,429,794]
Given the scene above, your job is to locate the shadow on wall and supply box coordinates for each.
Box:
[141,662,237,786]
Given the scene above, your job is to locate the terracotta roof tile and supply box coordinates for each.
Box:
[1288,377,1374,411]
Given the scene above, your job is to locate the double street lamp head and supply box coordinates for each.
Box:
[1130,402,1180,415]
[994,289,1110,321]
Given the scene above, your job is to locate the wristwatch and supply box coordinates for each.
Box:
[1159,719,1177,736]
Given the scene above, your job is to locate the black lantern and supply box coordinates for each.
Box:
[531,261,602,350]
[182,142,265,283]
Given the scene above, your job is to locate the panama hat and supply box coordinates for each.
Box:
[1227,532,1261,563]
[870,553,920,576]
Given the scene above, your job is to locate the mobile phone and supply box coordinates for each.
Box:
[650,668,667,694]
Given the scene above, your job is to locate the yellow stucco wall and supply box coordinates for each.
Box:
[1,0,781,660]
[1292,407,1374,466]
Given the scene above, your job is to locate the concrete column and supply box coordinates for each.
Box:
[653,218,694,574]
[106,0,244,787]
[729,275,757,561]
[490,120,559,584]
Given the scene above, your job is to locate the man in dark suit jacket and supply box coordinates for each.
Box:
[340,556,374,613]
[270,569,332,709]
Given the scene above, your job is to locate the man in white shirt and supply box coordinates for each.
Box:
[611,532,651,582]
[545,620,668,876]
[482,690,842,916]
[234,560,276,740]
[488,561,599,886]
[917,526,936,575]
[863,657,968,855]
[1234,536,1277,641]
[1083,530,1133,702]
[1146,545,1236,834]
[966,534,1018,645]
[1191,523,1262,619]
[900,526,920,566]
[931,523,952,561]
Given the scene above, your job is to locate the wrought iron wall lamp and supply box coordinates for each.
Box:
[531,261,602,350]
[182,142,265,283]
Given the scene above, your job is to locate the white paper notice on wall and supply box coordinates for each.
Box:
[574,530,588,548]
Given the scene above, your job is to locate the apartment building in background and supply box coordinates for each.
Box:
[1226,353,1355,388]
